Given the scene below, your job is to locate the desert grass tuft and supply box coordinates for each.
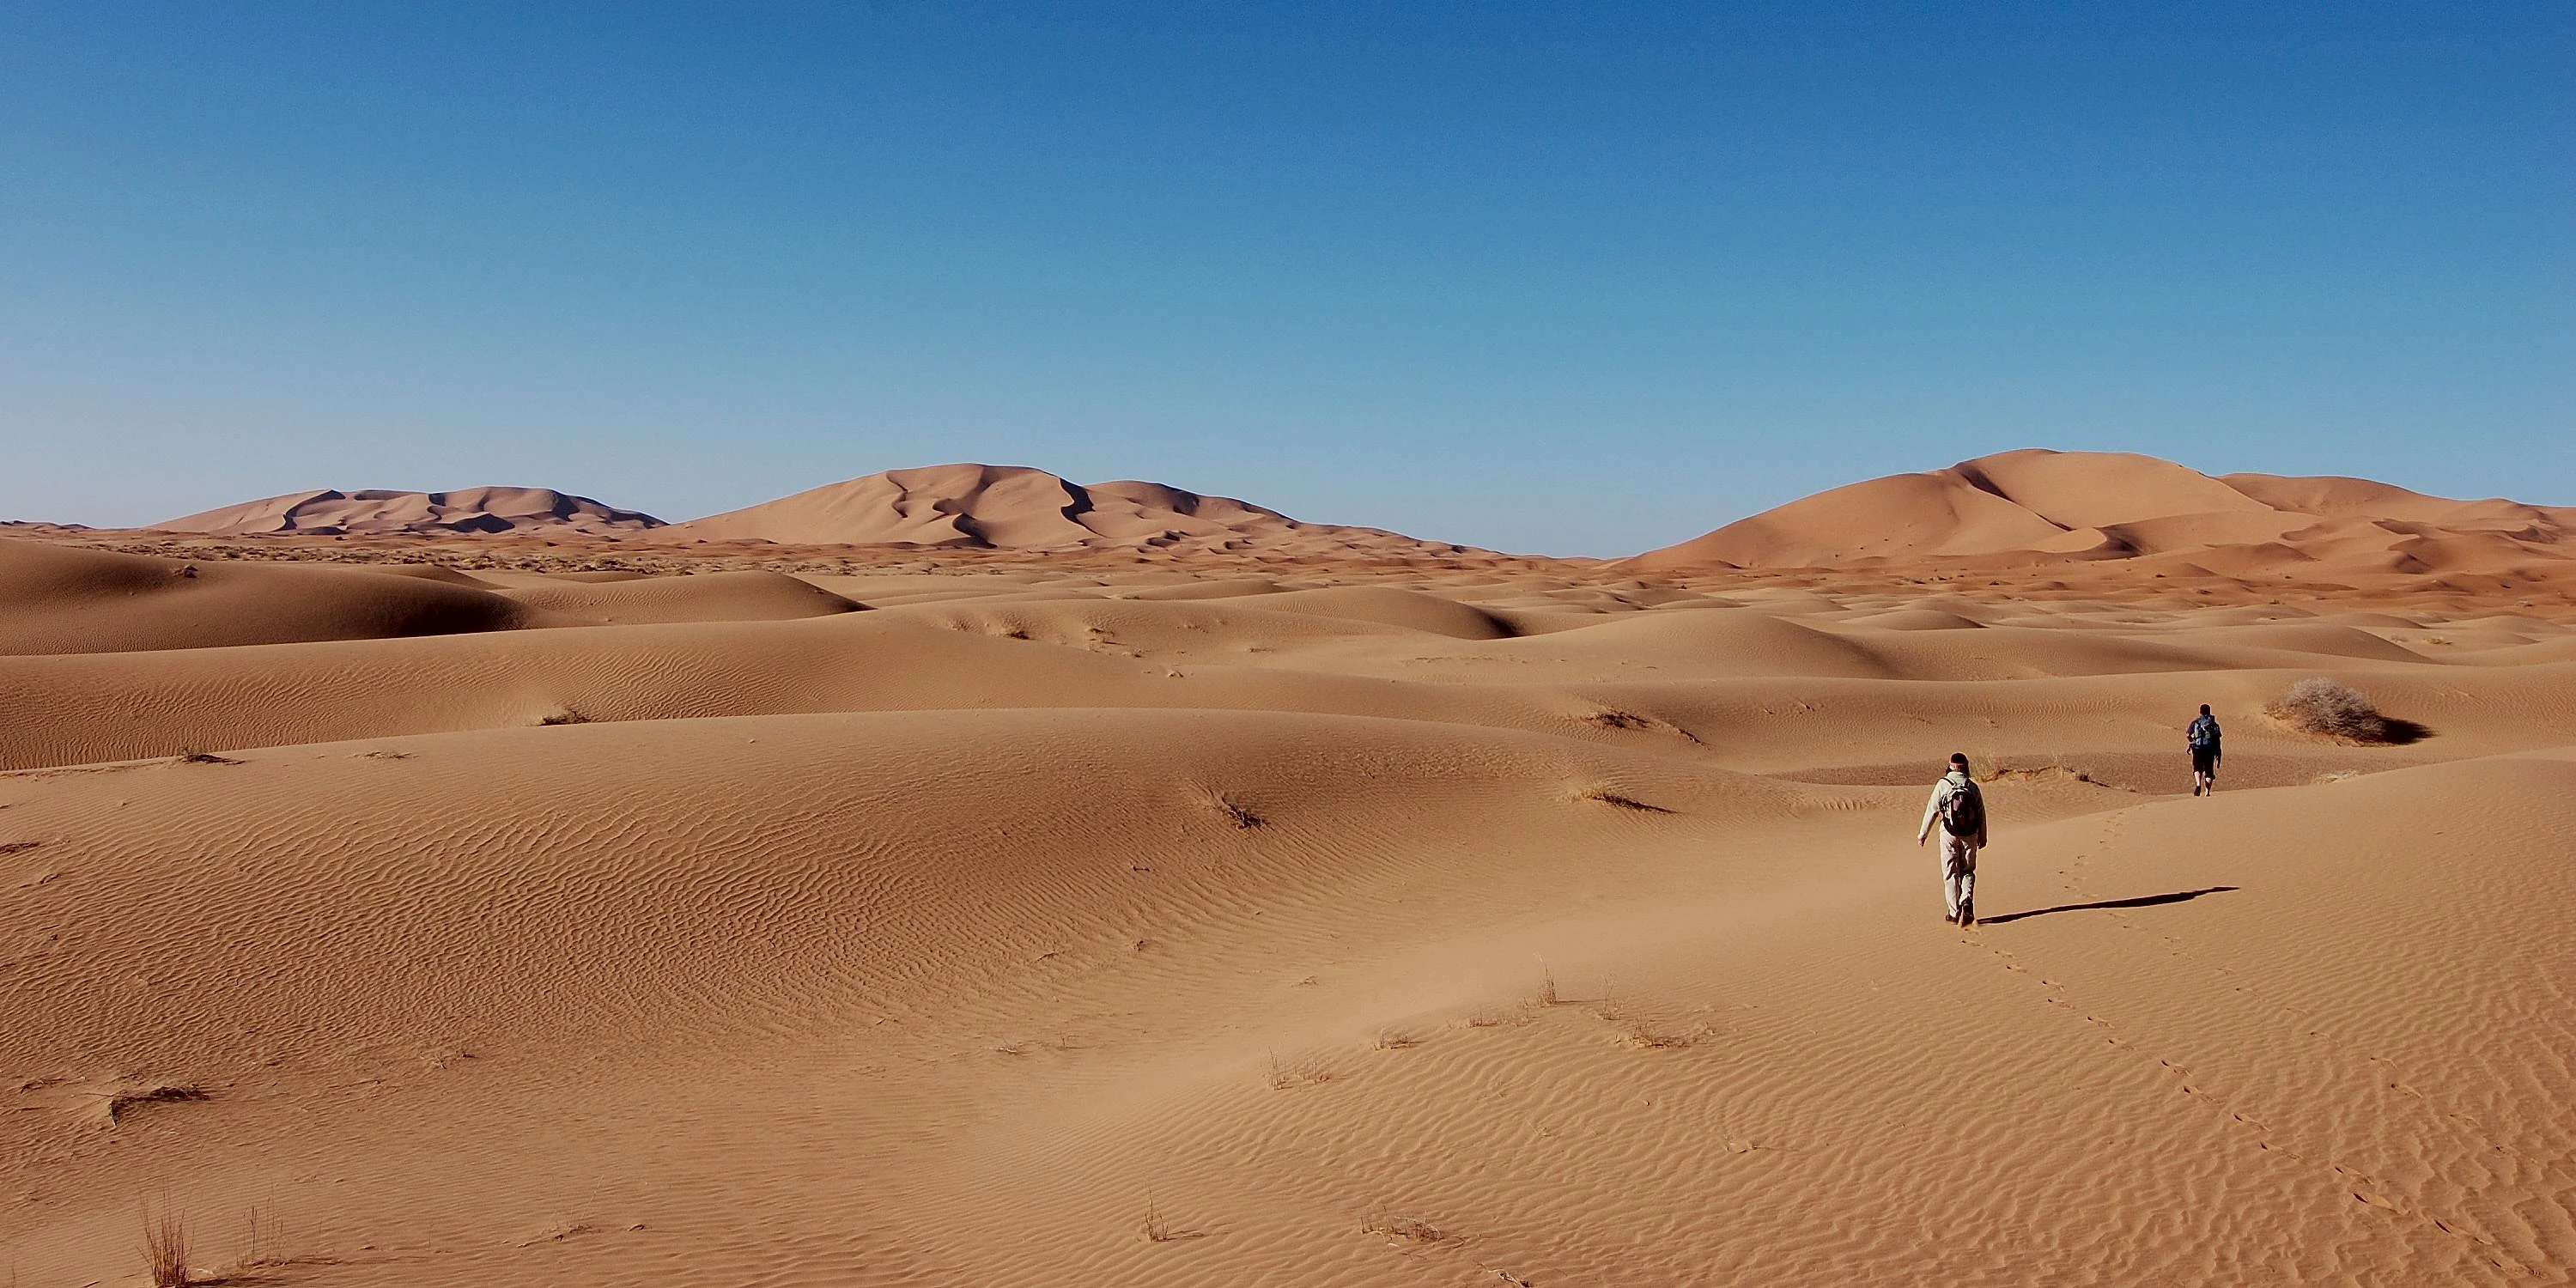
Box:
[1264,1049,1337,1089]
[536,707,590,726]
[141,1208,190,1288]
[1573,785,1673,814]
[243,1205,278,1267]
[1534,958,1560,1006]
[1142,1193,1173,1242]
[1373,1030,1418,1051]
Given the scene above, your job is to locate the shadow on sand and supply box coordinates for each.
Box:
[1984,885,2240,926]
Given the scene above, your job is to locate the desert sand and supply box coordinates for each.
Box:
[4,450,2573,1286]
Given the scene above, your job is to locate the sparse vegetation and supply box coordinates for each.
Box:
[1361,1213,1449,1243]
[1535,959,1559,1006]
[1580,708,1701,743]
[175,750,240,765]
[243,1206,278,1267]
[107,1084,207,1124]
[1373,1030,1418,1050]
[1618,1021,1711,1050]
[1265,1049,1335,1089]
[2265,678,2423,744]
[142,1208,191,1287]
[1142,1193,1173,1242]
[1213,794,1264,829]
[1574,785,1673,813]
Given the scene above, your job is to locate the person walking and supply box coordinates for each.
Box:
[2188,703,2223,796]
[1917,752,1987,927]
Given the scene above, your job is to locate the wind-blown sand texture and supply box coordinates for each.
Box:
[5,457,2574,1287]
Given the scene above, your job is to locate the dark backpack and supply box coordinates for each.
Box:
[1941,779,1984,837]
[2188,715,2221,751]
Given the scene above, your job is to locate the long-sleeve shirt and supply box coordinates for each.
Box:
[1917,771,1987,848]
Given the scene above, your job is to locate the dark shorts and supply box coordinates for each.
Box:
[2191,746,2218,775]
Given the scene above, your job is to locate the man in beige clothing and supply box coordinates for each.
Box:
[1917,752,1987,927]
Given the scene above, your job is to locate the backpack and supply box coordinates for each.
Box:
[1940,778,1984,837]
[2188,715,2221,751]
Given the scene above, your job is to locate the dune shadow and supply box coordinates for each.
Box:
[1984,885,2239,926]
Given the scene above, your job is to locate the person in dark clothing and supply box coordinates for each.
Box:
[2188,704,2222,796]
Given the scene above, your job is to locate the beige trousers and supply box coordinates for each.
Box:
[1939,833,1978,920]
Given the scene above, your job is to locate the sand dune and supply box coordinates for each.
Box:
[0,539,566,654]
[666,463,1481,557]
[159,486,665,536]
[1637,449,2576,584]
[4,461,2573,1286]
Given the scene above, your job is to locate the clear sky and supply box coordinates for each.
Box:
[2,3,2567,555]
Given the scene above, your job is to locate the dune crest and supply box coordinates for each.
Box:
[665,463,1479,556]
[159,486,665,537]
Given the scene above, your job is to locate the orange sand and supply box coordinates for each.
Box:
[3,451,2572,1286]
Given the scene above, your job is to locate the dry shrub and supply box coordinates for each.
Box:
[2266,678,2415,744]
[1573,786,1673,814]
[1362,1213,1448,1242]
[1264,1050,1334,1090]
[142,1210,190,1287]
[107,1084,207,1124]
[1618,1023,1709,1050]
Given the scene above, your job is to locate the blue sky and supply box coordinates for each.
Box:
[2,3,2567,555]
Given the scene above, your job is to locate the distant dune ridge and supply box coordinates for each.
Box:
[1635,448,2576,574]
[145,465,1477,557]
[157,487,665,537]
[664,463,1475,556]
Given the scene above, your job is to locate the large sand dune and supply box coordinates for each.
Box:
[666,463,1480,557]
[4,457,2574,1286]
[1638,449,2576,580]
[159,487,665,537]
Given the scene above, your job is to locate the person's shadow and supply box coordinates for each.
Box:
[1982,885,2239,925]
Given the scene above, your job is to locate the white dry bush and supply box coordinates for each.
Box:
[2265,678,2396,744]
